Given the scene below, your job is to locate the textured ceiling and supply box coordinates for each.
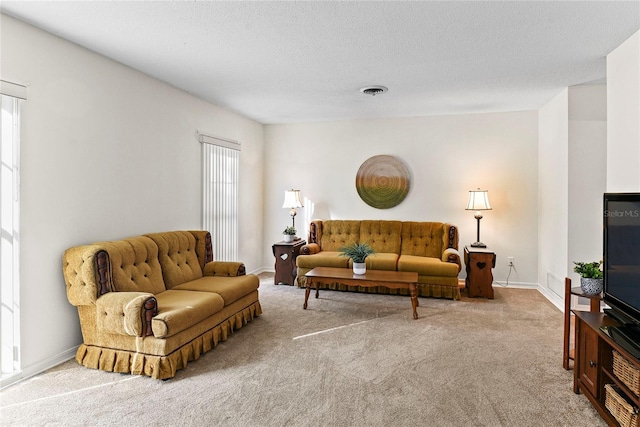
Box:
[2,1,639,124]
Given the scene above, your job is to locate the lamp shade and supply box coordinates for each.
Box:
[466,189,492,211]
[282,190,303,209]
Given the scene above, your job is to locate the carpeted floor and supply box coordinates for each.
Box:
[1,273,605,426]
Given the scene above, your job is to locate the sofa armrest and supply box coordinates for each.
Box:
[300,243,321,255]
[96,292,158,337]
[63,245,111,306]
[203,261,246,277]
[443,247,462,272]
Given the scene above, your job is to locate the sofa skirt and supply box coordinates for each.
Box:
[75,300,262,380]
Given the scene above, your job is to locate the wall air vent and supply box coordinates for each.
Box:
[360,86,388,96]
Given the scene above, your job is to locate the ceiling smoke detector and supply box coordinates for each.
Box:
[360,86,388,96]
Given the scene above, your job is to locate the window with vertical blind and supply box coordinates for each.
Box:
[200,134,240,262]
[1,80,25,381]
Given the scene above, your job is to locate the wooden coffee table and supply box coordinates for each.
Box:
[303,267,420,319]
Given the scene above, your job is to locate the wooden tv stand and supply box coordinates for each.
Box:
[573,311,640,426]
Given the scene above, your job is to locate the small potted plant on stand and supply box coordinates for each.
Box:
[339,242,375,275]
[283,226,296,243]
[573,261,604,295]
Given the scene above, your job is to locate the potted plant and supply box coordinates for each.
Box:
[339,242,375,275]
[283,226,296,242]
[573,261,604,296]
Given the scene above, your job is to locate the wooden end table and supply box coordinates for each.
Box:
[272,239,306,285]
[303,267,420,319]
[464,246,496,299]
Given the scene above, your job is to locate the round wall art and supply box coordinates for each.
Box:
[355,155,411,209]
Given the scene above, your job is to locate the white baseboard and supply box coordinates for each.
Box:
[536,285,564,312]
[0,346,78,390]
[248,267,273,275]
[493,280,538,289]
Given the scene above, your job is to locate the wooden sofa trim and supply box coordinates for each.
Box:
[96,250,111,297]
[205,233,213,263]
[448,225,457,249]
[144,296,159,337]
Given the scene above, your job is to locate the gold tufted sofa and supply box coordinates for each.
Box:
[296,220,462,299]
[62,230,261,379]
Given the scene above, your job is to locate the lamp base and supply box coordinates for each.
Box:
[470,241,487,248]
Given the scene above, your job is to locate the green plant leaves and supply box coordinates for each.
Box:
[573,261,603,279]
[338,242,375,263]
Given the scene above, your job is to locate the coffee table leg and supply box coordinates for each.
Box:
[410,283,418,320]
[315,283,319,299]
[304,280,311,309]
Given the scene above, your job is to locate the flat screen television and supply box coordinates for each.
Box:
[603,193,640,357]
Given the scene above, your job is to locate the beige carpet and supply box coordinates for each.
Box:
[1,273,604,426]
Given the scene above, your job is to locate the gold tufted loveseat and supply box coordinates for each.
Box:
[296,220,462,299]
[62,230,261,379]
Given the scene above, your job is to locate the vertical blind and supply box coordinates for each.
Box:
[200,134,240,262]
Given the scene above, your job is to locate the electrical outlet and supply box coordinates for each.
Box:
[508,256,514,266]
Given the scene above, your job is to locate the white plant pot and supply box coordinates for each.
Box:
[353,262,366,275]
[283,234,294,243]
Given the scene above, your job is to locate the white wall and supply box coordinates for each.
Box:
[607,30,640,191]
[264,111,539,286]
[1,14,264,384]
[538,89,569,303]
[568,85,607,283]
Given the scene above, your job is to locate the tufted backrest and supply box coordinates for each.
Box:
[101,237,166,295]
[319,220,361,251]
[360,220,402,253]
[145,231,204,289]
[400,222,444,258]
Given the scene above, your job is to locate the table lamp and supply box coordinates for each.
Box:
[466,188,491,248]
[282,189,303,229]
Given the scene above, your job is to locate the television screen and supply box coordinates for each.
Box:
[604,193,640,325]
